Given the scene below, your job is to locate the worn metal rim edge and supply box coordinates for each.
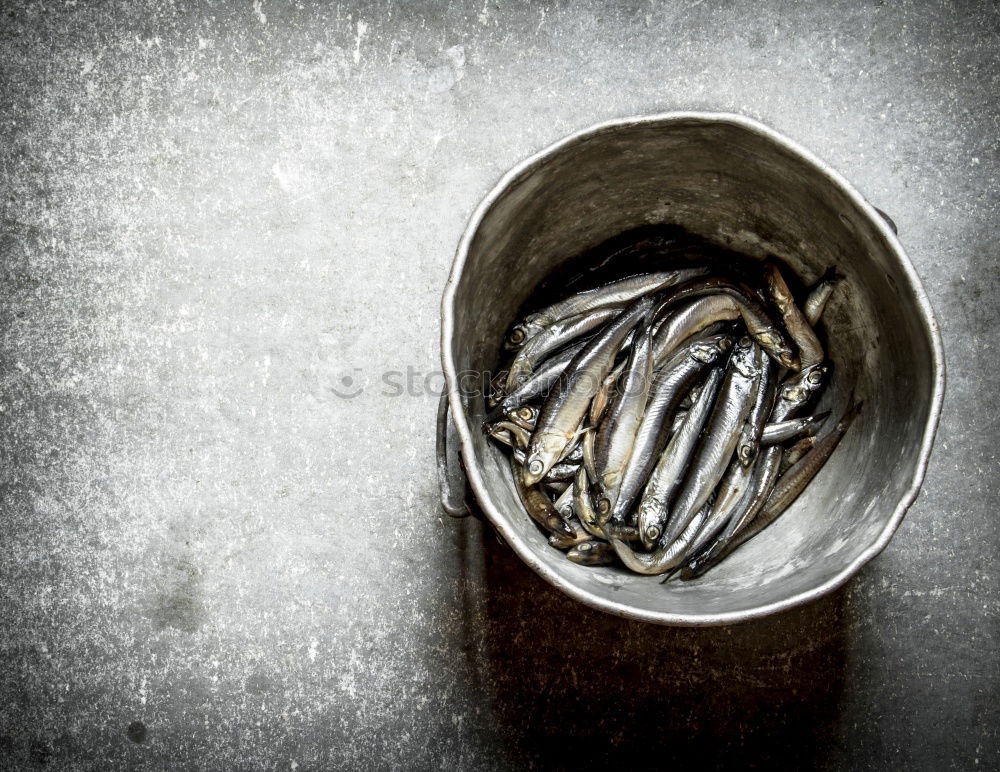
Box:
[439,111,947,627]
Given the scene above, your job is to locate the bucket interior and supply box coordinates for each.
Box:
[446,116,937,622]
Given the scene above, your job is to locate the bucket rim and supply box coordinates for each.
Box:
[439,111,946,626]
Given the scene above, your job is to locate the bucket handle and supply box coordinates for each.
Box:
[436,394,510,547]
[872,205,898,235]
[437,392,471,517]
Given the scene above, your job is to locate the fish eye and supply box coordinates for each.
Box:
[509,328,525,344]
[527,459,544,476]
[646,526,660,541]
[597,498,610,514]
[517,406,534,421]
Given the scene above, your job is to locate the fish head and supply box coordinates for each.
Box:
[522,434,565,486]
[756,328,799,369]
[504,315,545,350]
[591,471,623,523]
[507,404,538,428]
[567,541,610,566]
[690,334,733,363]
[485,424,515,447]
[635,500,665,549]
[781,363,829,405]
[732,336,761,378]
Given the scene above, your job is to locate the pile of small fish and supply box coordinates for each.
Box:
[485,261,859,580]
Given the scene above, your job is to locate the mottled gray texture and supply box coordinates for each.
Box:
[0,0,996,769]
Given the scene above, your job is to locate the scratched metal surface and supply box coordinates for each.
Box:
[0,1,997,769]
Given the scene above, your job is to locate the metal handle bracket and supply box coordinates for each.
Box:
[437,392,471,518]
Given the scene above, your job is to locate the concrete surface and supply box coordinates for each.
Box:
[0,0,997,768]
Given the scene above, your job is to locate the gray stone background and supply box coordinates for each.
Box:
[1,0,997,768]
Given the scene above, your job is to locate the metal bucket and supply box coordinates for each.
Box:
[440,113,944,626]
